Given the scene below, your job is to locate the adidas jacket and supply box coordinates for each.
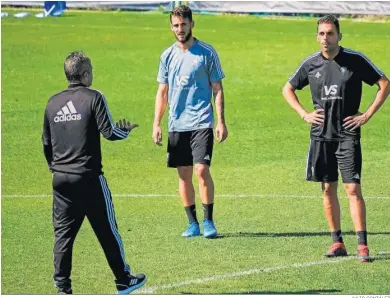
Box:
[42,83,129,175]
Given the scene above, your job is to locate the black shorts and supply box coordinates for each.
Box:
[306,139,362,184]
[167,128,214,168]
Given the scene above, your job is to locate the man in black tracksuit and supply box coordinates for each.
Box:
[42,52,146,294]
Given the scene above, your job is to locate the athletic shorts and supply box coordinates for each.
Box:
[167,128,213,168]
[306,139,362,184]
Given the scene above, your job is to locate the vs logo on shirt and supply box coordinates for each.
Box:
[324,85,338,96]
[175,76,190,86]
[322,84,342,101]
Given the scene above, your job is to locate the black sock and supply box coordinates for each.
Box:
[184,205,198,223]
[357,231,367,246]
[331,230,344,243]
[202,203,214,221]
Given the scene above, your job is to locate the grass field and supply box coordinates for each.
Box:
[1,9,390,294]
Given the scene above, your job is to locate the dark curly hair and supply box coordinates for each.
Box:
[170,5,192,23]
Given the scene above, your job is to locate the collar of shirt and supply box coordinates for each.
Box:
[320,46,344,62]
[175,37,198,52]
[68,83,86,89]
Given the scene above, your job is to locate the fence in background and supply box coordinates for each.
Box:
[2,1,390,15]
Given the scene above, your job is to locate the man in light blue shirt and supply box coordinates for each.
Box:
[153,5,228,238]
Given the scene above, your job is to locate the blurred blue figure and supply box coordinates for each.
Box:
[44,1,66,16]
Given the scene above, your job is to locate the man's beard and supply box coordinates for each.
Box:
[175,30,192,43]
[323,44,338,54]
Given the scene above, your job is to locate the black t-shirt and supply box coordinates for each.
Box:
[289,47,384,141]
[42,84,129,175]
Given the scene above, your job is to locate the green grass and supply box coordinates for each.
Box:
[2,10,390,294]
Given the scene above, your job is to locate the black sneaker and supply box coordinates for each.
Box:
[115,273,147,294]
[57,288,72,294]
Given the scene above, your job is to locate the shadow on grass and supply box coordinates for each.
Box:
[216,231,390,239]
[180,289,341,294]
[371,255,390,262]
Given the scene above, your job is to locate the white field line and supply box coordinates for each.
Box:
[378,251,390,255]
[2,193,390,199]
[137,253,390,294]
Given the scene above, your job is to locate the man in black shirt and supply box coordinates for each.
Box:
[42,52,146,293]
[282,15,389,262]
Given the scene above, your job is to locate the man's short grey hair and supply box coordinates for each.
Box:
[64,51,91,83]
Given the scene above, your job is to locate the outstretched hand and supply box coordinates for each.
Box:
[116,119,139,133]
